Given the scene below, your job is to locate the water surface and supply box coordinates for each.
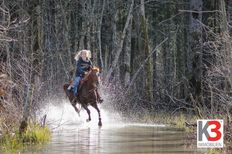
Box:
[1,102,207,154]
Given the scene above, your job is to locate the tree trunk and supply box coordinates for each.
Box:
[189,0,203,116]
[123,17,132,86]
[140,0,153,102]
[105,0,134,82]
[98,0,105,69]
[219,0,232,97]
[228,0,232,35]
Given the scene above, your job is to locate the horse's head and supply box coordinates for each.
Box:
[85,66,101,86]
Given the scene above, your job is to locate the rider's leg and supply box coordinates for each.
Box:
[67,85,72,91]
[73,76,81,96]
[68,81,74,91]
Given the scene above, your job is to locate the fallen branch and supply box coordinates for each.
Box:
[179,9,222,13]
[185,121,197,127]
[40,114,47,128]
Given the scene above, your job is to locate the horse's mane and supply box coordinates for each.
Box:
[92,66,100,72]
[81,66,99,82]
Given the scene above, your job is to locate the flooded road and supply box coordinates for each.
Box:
[3,101,207,154]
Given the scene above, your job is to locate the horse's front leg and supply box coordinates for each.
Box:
[91,103,102,126]
[72,104,80,116]
[82,105,91,122]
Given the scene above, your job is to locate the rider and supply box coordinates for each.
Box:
[68,49,103,102]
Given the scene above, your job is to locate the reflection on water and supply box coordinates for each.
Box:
[41,124,205,154]
[43,102,206,154]
[1,101,207,154]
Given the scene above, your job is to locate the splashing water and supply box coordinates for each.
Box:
[39,98,128,131]
[19,97,207,154]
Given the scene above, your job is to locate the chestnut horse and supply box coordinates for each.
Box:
[63,67,102,126]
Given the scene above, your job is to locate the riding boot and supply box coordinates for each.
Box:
[67,85,73,92]
[96,89,103,103]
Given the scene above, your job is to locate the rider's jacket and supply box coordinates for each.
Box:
[75,57,93,77]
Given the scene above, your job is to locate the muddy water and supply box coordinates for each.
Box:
[1,102,207,154]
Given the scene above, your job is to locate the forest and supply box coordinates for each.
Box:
[0,0,232,151]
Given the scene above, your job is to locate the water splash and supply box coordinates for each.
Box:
[39,98,126,131]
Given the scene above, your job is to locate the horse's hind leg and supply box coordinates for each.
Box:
[82,105,91,122]
[70,98,80,116]
[91,103,102,126]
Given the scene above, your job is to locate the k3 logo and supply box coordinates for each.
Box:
[197,120,223,148]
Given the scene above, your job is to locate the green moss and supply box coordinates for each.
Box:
[0,123,51,152]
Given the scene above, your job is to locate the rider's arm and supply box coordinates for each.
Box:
[76,60,85,75]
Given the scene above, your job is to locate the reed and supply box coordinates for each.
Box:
[0,123,51,153]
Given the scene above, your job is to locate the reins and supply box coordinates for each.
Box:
[79,69,98,98]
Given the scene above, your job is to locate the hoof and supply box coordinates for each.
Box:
[98,121,102,126]
[98,99,103,104]
[86,119,91,122]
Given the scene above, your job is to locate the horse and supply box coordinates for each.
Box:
[63,67,102,126]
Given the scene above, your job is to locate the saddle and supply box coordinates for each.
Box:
[69,72,89,91]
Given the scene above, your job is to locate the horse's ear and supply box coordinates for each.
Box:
[99,67,103,73]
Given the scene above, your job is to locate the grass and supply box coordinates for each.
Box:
[0,123,51,153]
[207,149,222,154]
[131,111,198,131]
[21,124,51,144]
